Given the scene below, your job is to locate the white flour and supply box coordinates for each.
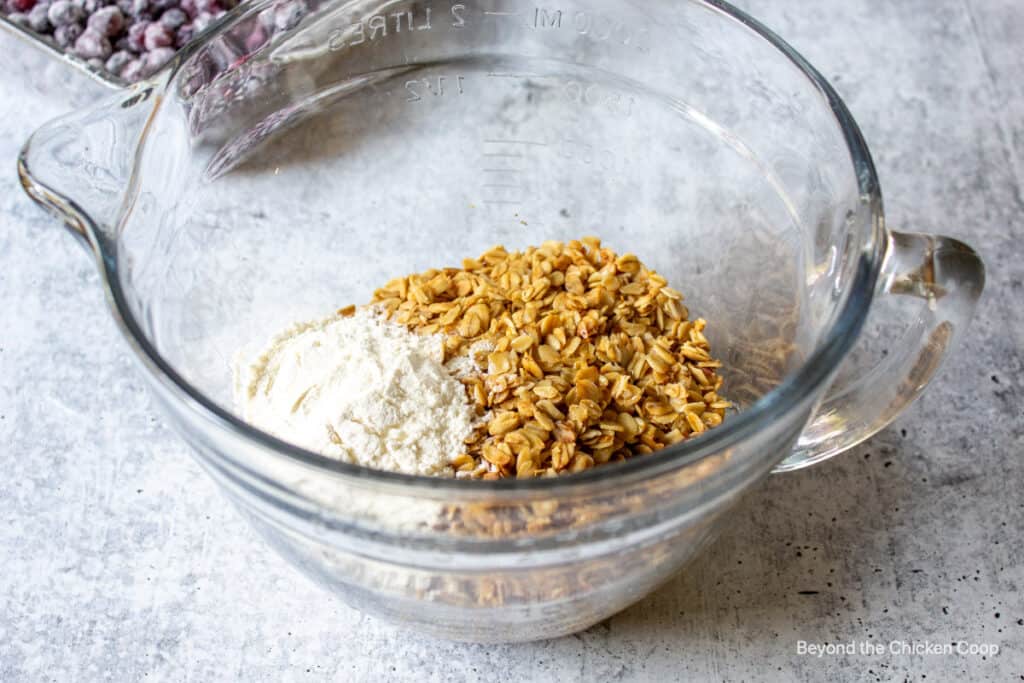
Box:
[233,307,477,477]
[446,339,495,380]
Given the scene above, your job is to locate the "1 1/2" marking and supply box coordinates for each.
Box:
[405,75,466,102]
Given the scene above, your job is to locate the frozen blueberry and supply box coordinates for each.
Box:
[273,2,304,31]
[5,11,30,26]
[53,21,83,46]
[178,0,195,17]
[174,23,193,47]
[256,6,273,31]
[125,20,148,50]
[120,57,145,82]
[7,0,36,12]
[244,24,266,51]
[74,27,111,58]
[192,0,217,13]
[86,5,122,36]
[143,45,174,73]
[142,20,172,48]
[27,2,51,31]
[147,0,173,11]
[128,0,145,15]
[191,10,214,31]
[104,49,132,74]
[47,0,84,26]
[86,57,104,69]
[158,6,185,28]
[71,0,99,13]
[114,0,130,13]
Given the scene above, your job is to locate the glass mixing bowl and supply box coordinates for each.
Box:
[19,0,984,642]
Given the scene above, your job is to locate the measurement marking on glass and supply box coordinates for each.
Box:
[486,72,542,79]
[405,75,465,102]
[483,152,525,158]
[483,139,549,147]
[483,10,520,16]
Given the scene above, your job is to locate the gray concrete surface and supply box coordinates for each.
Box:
[1,0,1022,680]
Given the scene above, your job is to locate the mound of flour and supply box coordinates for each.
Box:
[234,307,477,477]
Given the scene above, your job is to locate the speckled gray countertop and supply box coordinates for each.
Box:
[1,0,1022,680]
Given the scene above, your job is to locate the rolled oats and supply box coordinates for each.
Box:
[372,238,730,478]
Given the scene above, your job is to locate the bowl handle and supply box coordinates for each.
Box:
[17,86,154,251]
[775,230,985,472]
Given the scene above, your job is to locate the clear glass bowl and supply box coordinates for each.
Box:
[18,0,985,642]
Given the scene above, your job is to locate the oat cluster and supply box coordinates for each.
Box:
[372,237,730,479]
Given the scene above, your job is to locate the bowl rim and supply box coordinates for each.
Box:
[103,0,886,492]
